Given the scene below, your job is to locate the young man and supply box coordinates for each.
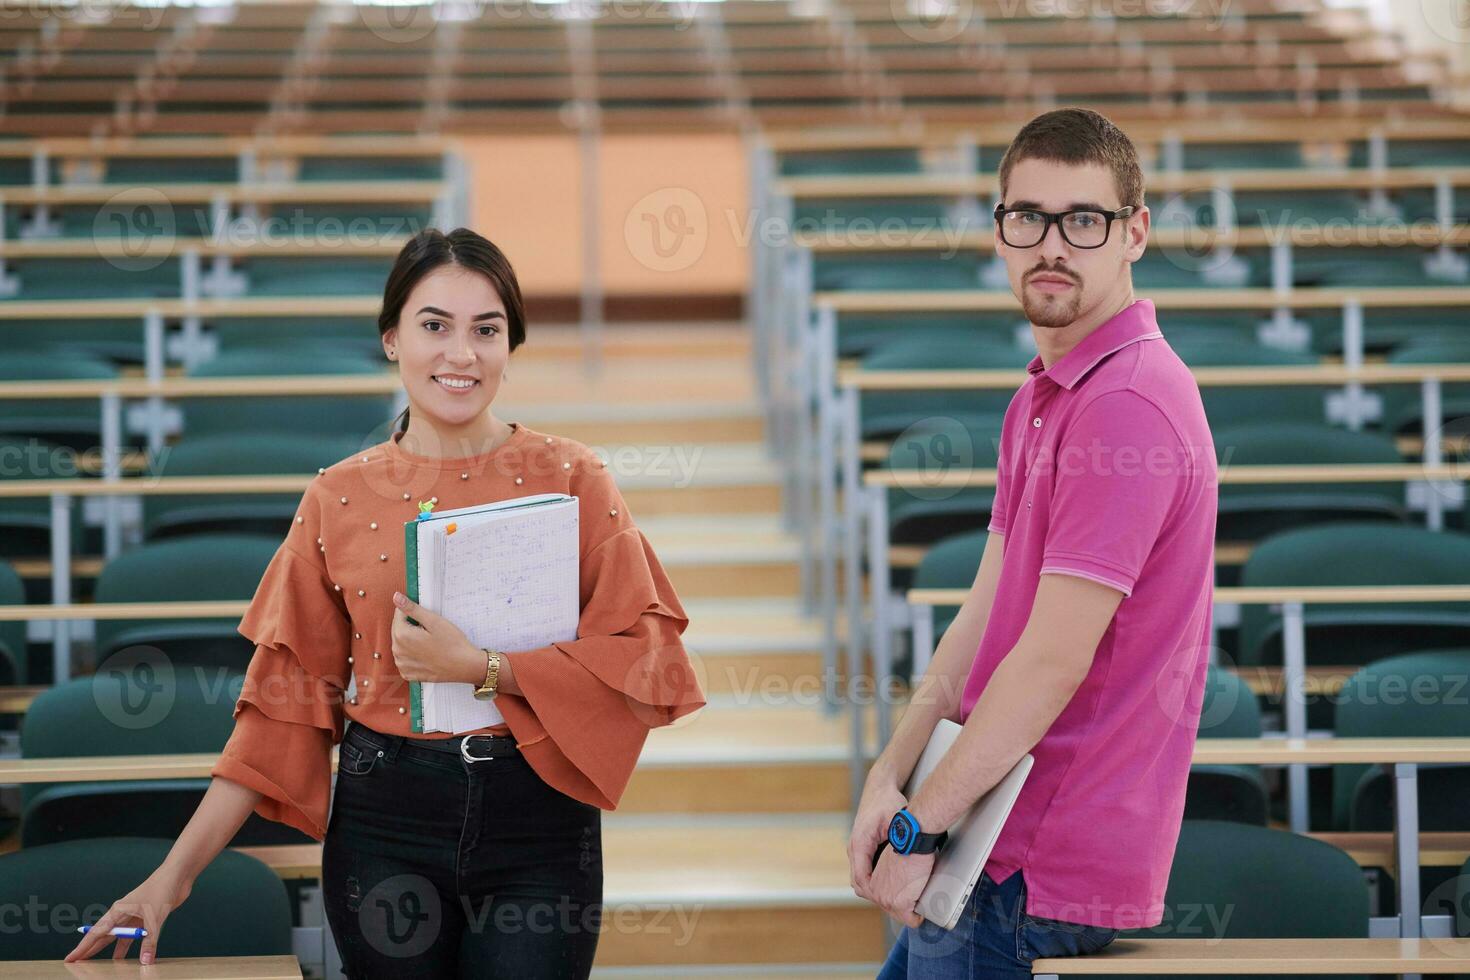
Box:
[849,107,1219,978]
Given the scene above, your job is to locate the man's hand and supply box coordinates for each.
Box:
[866,847,934,929]
[389,592,482,684]
[848,776,906,901]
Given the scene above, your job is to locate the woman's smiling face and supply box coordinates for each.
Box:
[381,264,511,429]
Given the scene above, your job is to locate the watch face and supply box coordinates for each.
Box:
[888,812,913,853]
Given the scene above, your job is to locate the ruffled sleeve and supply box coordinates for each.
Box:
[210,479,350,841]
[496,456,706,809]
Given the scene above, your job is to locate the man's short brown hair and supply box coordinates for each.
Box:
[998,107,1145,210]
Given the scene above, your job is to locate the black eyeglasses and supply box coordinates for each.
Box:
[993,204,1135,249]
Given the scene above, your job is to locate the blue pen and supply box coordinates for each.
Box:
[77,925,148,938]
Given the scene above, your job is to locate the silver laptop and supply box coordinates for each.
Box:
[900,718,1034,931]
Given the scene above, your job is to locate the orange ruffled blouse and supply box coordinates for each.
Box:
[210,422,707,841]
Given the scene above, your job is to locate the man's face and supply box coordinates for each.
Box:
[995,158,1148,329]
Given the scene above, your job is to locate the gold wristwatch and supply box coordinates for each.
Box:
[473,648,502,700]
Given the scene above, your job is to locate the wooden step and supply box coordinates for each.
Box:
[514,323,752,363]
[234,815,888,968]
[627,704,873,813]
[505,358,756,403]
[680,598,831,697]
[515,403,765,448]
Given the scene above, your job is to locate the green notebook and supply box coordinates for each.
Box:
[403,492,580,734]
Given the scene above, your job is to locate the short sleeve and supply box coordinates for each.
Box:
[987,416,1013,536]
[210,480,351,841]
[495,454,706,809]
[1040,390,1187,598]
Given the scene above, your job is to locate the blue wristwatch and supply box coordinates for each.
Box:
[885,807,948,856]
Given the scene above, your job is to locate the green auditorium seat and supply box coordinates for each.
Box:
[280,202,433,232]
[91,532,281,668]
[208,315,386,362]
[3,257,180,300]
[813,250,984,291]
[1180,141,1306,170]
[1391,187,1470,224]
[1231,189,1372,228]
[239,255,394,296]
[859,337,1029,439]
[1349,139,1470,167]
[1166,313,1270,346]
[103,155,238,183]
[910,528,985,642]
[794,197,953,230]
[1168,339,1326,428]
[56,203,213,239]
[180,350,393,440]
[1211,422,1408,542]
[1379,338,1470,437]
[883,413,1001,546]
[835,312,1019,360]
[1132,252,1232,289]
[1331,649,1470,833]
[0,434,87,562]
[778,148,923,176]
[0,353,118,452]
[144,432,364,541]
[9,320,147,365]
[1187,664,1270,826]
[20,674,314,848]
[1117,820,1370,980]
[0,559,25,685]
[1311,310,1468,357]
[296,154,444,181]
[1237,522,1470,670]
[0,837,292,959]
[1295,247,1441,289]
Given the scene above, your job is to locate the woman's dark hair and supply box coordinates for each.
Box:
[378,227,528,434]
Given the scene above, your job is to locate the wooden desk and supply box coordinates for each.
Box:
[1032,938,1470,975]
[0,955,300,979]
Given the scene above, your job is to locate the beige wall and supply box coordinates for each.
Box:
[463,132,749,298]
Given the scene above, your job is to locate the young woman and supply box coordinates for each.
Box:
[66,227,707,977]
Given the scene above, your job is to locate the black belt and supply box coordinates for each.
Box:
[412,733,520,764]
[349,722,520,764]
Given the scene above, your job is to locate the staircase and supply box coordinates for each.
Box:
[504,321,886,976]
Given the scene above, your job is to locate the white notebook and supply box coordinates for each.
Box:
[403,493,580,734]
[901,718,1034,931]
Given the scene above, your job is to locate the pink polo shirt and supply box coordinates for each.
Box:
[957,298,1218,930]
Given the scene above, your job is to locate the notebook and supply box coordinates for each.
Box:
[899,718,1034,931]
[402,493,580,734]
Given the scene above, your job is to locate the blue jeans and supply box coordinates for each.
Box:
[876,868,1119,979]
[321,721,603,979]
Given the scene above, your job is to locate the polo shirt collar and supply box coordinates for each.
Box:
[1025,298,1164,390]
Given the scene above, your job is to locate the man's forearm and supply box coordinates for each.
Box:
[905,644,1087,832]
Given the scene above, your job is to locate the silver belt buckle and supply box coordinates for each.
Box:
[460,735,494,764]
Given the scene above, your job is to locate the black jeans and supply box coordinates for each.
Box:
[322,721,603,979]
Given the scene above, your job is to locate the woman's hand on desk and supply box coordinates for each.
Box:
[389,592,520,695]
[64,866,191,965]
